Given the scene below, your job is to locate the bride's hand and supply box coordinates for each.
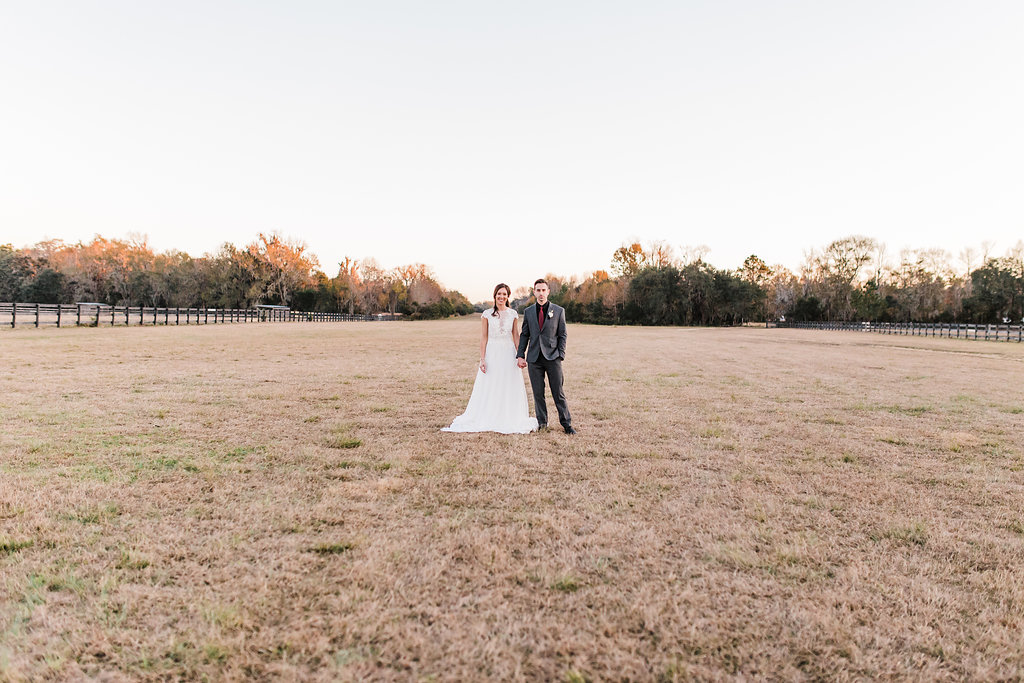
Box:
[479,360,487,373]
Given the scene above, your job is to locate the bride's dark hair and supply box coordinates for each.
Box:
[492,283,511,316]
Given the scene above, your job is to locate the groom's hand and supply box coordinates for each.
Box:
[517,358,527,369]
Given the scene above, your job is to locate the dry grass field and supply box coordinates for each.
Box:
[1,319,1023,681]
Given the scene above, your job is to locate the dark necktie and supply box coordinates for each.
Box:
[538,305,544,331]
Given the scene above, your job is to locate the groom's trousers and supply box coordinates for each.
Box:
[527,357,572,429]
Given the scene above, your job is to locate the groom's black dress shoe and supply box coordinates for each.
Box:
[563,426,577,435]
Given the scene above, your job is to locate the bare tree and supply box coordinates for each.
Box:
[647,240,675,268]
[958,246,978,279]
[678,244,710,266]
[981,240,995,262]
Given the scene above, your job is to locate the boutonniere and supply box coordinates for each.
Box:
[547,310,554,318]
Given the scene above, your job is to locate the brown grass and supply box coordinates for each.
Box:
[1,321,1023,680]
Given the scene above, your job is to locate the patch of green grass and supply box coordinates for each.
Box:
[884,405,931,416]
[311,542,354,555]
[552,575,581,592]
[327,437,362,449]
[850,402,932,416]
[203,643,228,664]
[203,604,242,629]
[63,503,121,524]
[165,640,197,664]
[327,424,362,449]
[879,437,909,446]
[303,415,321,423]
[1002,520,1024,535]
[116,549,150,570]
[142,457,199,472]
[370,406,391,413]
[31,569,86,594]
[0,538,34,554]
[699,427,724,439]
[565,669,590,683]
[841,453,856,463]
[0,504,25,519]
[220,446,262,461]
[882,522,928,546]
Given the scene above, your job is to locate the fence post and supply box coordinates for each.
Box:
[11,303,15,328]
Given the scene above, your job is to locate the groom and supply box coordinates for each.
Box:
[517,279,576,434]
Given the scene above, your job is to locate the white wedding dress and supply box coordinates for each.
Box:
[442,308,538,434]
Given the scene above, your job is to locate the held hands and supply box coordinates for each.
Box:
[516,358,527,369]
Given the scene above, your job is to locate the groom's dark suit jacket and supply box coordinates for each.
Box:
[517,302,567,363]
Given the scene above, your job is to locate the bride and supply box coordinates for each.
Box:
[442,283,538,434]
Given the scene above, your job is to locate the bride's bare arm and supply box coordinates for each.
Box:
[479,317,488,372]
[512,316,521,348]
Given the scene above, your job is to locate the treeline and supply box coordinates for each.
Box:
[520,237,1024,325]
[0,234,473,319]
[4,233,1021,326]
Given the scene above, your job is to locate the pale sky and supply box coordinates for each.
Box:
[2,1,1022,301]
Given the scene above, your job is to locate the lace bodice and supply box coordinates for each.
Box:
[482,307,517,341]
